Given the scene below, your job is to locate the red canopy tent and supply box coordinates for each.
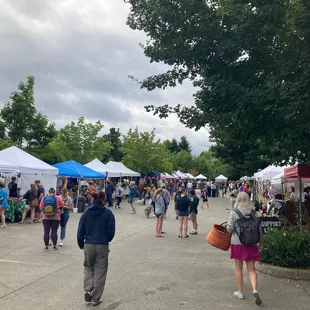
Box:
[284,164,310,181]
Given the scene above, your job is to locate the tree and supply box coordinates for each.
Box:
[55,117,112,163]
[178,135,191,152]
[121,128,172,174]
[163,138,180,153]
[170,150,193,172]
[0,76,56,147]
[102,128,123,162]
[126,0,310,172]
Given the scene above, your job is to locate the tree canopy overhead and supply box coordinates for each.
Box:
[0,76,56,148]
[126,0,310,171]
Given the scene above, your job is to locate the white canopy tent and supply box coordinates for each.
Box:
[0,146,58,194]
[175,170,188,179]
[271,171,284,185]
[164,173,175,179]
[215,174,228,181]
[105,161,140,177]
[195,174,207,180]
[0,159,20,174]
[185,173,195,179]
[254,165,284,180]
[85,158,119,177]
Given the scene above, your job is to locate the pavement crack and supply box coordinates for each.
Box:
[299,281,310,296]
[0,282,13,290]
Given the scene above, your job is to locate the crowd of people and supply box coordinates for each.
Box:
[0,176,263,307]
[0,177,72,248]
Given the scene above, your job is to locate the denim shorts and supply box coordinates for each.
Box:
[178,210,189,217]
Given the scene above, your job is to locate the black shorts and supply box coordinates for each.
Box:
[202,197,208,202]
[190,209,198,215]
[155,213,164,218]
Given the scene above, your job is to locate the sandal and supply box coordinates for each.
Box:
[1,224,7,228]
[184,235,189,238]
[178,235,182,238]
[156,235,164,237]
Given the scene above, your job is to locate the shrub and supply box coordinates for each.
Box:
[261,227,310,269]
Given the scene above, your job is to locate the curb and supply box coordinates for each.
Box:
[257,263,310,281]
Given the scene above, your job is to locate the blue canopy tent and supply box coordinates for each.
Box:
[54,160,105,178]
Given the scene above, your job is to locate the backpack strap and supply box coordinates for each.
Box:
[234,209,244,219]
[250,209,256,218]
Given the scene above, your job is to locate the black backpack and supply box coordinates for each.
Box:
[234,209,261,245]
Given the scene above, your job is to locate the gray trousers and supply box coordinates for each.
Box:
[84,244,109,301]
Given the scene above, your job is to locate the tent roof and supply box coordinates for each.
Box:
[85,159,119,177]
[215,174,228,181]
[185,173,195,179]
[0,146,58,175]
[164,173,175,179]
[195,174,207,180]
[174,171,188,179]
[0,159,20,174]
[105,161,140,177]
[284,164,310,180]
[254,165,284,180]
[54,161,105,178]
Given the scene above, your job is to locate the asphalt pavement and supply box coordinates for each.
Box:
[0,197,309,310]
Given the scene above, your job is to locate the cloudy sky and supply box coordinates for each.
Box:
[0,0,210,155]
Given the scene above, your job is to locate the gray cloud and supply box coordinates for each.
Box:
[0,0,210,156]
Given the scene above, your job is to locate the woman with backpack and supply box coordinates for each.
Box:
[39,187,64,250]
[227,192,263,305]
[154,189,165,237]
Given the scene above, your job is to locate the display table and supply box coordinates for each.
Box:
[6,200,26,223]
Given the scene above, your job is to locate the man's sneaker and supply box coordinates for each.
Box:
[233,291,244,299]
[84,291,92,302]
[253,291,262,305]
[59,240,64,247]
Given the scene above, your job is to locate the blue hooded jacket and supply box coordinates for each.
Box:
[77,204,115,249]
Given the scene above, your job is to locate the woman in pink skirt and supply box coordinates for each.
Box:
[227,192,263,305]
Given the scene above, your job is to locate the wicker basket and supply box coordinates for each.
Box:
[206,222,231,251]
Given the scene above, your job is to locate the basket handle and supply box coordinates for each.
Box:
[220,222,227,227]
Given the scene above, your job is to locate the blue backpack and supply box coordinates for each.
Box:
[43,196,57,217]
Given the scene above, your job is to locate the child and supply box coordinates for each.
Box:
[189,189,199,234]
[201,186,210,209]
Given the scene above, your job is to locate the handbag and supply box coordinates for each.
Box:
[29,198,38,209]
[206,222,231,251]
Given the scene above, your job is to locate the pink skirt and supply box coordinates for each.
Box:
[230,245,261,262]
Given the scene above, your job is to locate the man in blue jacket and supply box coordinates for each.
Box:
[77,191,115,306]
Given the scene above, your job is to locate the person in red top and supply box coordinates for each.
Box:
[243,184,249,193]
[39,187,64,250]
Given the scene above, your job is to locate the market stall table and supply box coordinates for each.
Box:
[6,199,25,223]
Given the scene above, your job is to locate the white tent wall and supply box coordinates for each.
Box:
[20,174,57,195]
[0,146,58,195]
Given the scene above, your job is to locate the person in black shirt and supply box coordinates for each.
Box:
[19,183,38,224]
[8,177,18,198]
